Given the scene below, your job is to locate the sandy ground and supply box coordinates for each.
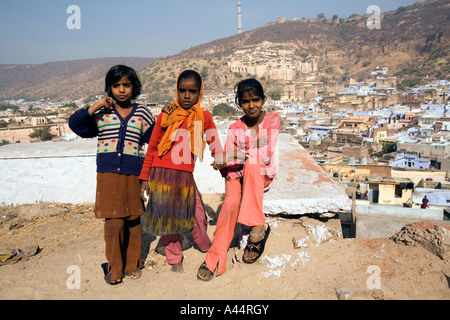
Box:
[0,194,449,301]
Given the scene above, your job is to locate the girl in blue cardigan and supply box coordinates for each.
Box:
[69,65,164,285]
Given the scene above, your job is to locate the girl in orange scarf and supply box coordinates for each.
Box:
[139,70,223,272]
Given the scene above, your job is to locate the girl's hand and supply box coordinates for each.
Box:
[256,135,268,148]
[88,97,114,115]
[103,97,114,111]
[140,180,150,202]
[211,153,228,170]
[162,103,176,115]
[211,160,227,171]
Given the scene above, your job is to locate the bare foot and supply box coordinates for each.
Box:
[171,261,184,273]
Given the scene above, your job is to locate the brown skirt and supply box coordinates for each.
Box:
[94,172,144,219]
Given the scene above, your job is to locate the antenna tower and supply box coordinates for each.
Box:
[237,0,242,34]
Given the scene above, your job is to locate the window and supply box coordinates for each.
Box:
[395,185,402,198]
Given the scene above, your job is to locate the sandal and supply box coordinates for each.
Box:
[197,262,214,281]
[104,273,123,286]
[242,224,271,264]
[124,270,142,279]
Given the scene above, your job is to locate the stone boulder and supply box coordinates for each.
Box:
[391,221,450,260]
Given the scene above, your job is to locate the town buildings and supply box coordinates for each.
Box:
[1,66,449,212]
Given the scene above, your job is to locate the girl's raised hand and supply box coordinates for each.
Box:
[88,97,114,115]
[104,97,114,111]
[162,103,176,115]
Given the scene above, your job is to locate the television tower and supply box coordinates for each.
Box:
[237,0,242,34]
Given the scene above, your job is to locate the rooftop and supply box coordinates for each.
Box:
[0,134,351,216]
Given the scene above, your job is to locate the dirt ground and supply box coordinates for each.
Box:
[0,194,449,301]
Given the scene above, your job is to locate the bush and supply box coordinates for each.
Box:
[29,126,52,141]
[213,103,236,117]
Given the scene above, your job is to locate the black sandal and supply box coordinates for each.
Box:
[104,273,123,286]
[197,261,215,281]
[242,224,271,264]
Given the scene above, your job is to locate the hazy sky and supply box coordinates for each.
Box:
[0,0,424,64]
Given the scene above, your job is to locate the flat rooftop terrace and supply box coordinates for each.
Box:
[0,134,351,216]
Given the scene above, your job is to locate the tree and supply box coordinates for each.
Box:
[62,102,78,109]
[266,81,283,100]
[212,103,236,117]
[321,76,330,86]
[268,90,282,100]
[0,103,19,113]
[201,66,208,81]
[29,126,52,141]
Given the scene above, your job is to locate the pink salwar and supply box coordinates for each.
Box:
[204,159,272,276]
[161,190,212,264]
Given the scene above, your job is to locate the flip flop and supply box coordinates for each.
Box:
[124,270,142,279]
[104,273,123,286]
[242,224,271,264]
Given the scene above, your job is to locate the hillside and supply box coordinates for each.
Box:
[141,0,449,102]
[0,57,156,101]
[176,0,449,70]
[0,0,448,102]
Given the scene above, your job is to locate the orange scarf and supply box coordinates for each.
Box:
[157,71,205,160]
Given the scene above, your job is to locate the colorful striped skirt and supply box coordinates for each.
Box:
[143,167,197,236]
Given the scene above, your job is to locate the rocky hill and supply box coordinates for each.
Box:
[0,0,448,102]
[142,0,449,102]
[0,57,156,101]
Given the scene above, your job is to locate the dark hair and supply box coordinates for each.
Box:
[177,69,202,91]
[105,65,142,100]
[234,78,266,108]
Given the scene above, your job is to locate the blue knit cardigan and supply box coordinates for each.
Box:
[69,104,155,175]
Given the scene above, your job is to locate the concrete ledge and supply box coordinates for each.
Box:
[195,133,351,215]
[263,134,351,215]
[356,215,450,239]
[0,134,352,216]
[355,204,443,221]
[0,140,97,205]
[355,203,447,238]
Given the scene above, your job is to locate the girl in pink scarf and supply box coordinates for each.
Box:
[198,79,280,281]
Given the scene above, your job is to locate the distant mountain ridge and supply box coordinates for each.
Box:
[0,0,448,101]
[176,0,449,59]
[136,0,448,102]
[0,57,156,100]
